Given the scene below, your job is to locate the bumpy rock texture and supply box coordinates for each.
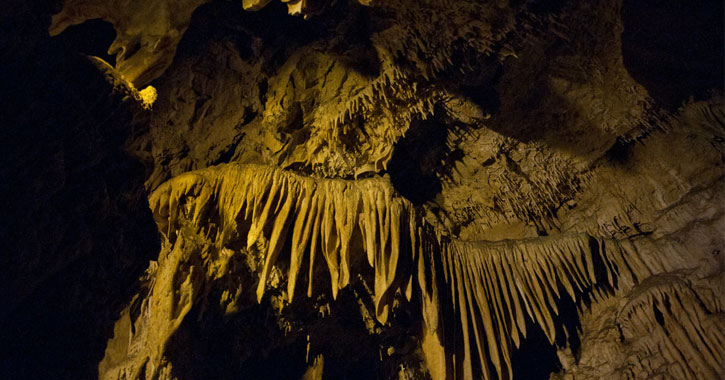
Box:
[1,0,723,379]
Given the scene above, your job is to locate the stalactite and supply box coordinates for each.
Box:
[417,233,651,380]
[257,0,518,178]
[148,162,418,323]
[615,274,724,380]
[119,156,706,380]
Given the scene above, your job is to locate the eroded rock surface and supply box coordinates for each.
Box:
[1,0,722,379]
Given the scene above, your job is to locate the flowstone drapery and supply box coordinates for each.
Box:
[102,163,421,379]
[149,163,418,320]
[100,163,677,380]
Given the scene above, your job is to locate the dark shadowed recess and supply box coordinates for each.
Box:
[510,236,616,379]
[525,0,567,14]
[51,18,117,65]
[508,280,589,380]
[166,286,400,380]
[166,218,422,379]
[172,0,314,60]
[387,116,448,205]
[326,3,381,78]
[456,59,504,116]
[621,0,724,110]
[509,284,595,380]
[510,319,562,380]
[0,4,159,380]
[166,300,309,380]
[388,108,468,206]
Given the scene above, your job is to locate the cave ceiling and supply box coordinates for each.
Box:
[1,0,723,379]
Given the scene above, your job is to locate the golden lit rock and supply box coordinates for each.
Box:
[49,0,210,85]
[3,0,723,379]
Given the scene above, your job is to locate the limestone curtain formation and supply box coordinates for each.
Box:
[149,163,418,322]
[106,162,685,380]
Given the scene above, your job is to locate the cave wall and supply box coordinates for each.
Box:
[1,0,723,379]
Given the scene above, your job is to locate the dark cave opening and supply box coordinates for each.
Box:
[51,18,117,65]
[166,301,309,380]
[604,136,634,165]
[387,117,448,206]
[621,0,724,110]
[509,281,586,380]
[526,0,568,15]
[510,320,562,380]
[387,105,473,207]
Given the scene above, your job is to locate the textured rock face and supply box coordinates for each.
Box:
[49,0,211,85]
[48,0,373,85]
[1,0,723,379]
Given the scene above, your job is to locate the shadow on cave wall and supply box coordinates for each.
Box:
[451,37,622,162]
[387,117,446,206]
[621,0,724,110]
[480,60,622,161]
[171,0,316,65]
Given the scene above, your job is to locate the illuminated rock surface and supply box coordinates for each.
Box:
[0,0,722,379]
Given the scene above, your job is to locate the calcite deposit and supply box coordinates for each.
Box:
[0,0,722,379]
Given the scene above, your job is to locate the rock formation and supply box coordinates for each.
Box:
[0,0,722,379]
